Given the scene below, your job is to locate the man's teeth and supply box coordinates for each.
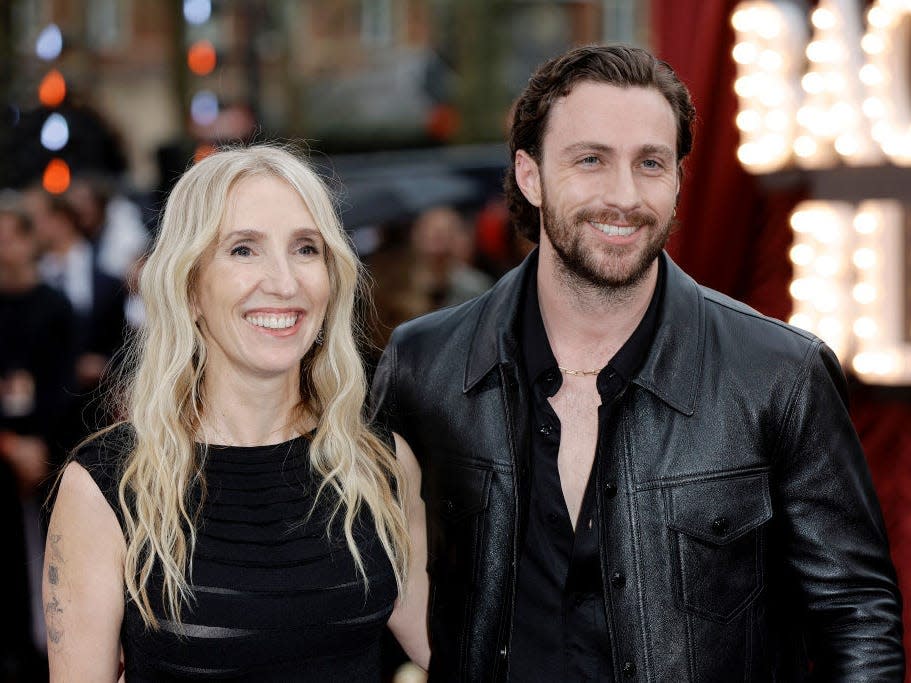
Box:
[592,222,637,236]
[245,313,299,329]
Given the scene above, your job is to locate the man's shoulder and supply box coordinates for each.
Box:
[696,282,822,360]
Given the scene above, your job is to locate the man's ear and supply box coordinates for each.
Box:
[515,150,542,208]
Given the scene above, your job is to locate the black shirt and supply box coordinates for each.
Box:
[510,258,664,682]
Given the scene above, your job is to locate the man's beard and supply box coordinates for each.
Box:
[541,193,671,290]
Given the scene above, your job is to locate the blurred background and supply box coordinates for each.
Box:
[1,0,910,681]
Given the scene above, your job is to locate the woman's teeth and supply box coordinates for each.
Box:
[245,313,298,329]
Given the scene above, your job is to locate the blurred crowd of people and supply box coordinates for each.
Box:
[0,175,148,681]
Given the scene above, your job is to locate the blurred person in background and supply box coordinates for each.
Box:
[43,145,429,681]
[410,205,493,310]
[23,188,127,442]
[66,174,149,283]
[372,44,903,680]
[0,195,76,683]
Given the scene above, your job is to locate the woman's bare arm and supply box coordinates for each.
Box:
[44,462,126,681]
[387,433,431,670]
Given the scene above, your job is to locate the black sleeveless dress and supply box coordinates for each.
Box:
[75,428,397,681]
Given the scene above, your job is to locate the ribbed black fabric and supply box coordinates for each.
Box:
[76,429,397,681]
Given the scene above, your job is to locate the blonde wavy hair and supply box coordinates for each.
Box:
[111,144,408,627]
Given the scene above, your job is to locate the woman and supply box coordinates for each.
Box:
[43,146,430,681]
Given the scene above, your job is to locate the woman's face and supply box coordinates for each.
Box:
[193,175,331,386]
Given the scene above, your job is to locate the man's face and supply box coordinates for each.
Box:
[516,82,679,289]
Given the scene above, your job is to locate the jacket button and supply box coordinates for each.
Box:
[604,482,618,498]
[711,516,729,534]
[538,424,552,436]
[622,660,636,677]
[442,499,455,514]
[610,571,626,588]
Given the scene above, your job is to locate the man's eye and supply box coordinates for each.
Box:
[642,159,662,169]
[580,155,599,165]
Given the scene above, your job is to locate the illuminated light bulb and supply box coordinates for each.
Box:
[789,243,815,266]
[860,64,884,85]
[852,282,877,304]
[190,90,219,126]
[863,97,885,119]
[871,120,890,142]
[852,352,876,374]
[853,317,878,339]
[737,142,766,166]
[42,158,70,194]
[806,40,841,64]
[861,33,885,55]
[853,247,877,269]
[732,42,759,64]
[187,40,217,76]
[789,277,817,301]
[867,7,891,29]
[817,316,843,342]
[40,113,69,151]
[731,8,752,32]
[830,101,855,126]
[813,221,841,245]
[835,134,859,157]
[790,210,817,233]
[796,105,817,128]
[183,0,212,25]
[758,49,783,70]
[814,254,840,277]
[757,12,782,39]
[765,109,788,132]
[35,24,63,61]
[811,7,837,29]
[793,135,818,158]
[853,212,879,234]
[802,72,825,94]
[736,110,762,132]
[814,290,840,314]
[734,75,757,98]
[38,69,66,108]
[789,313,814,330]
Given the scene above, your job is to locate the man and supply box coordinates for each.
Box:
[372,45,903,680]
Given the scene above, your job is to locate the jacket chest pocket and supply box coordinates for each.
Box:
[426,461,492,588]
[664,471,772,623]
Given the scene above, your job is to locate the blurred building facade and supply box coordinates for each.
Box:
[2,0,648,190]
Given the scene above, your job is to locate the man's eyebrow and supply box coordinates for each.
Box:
[559,142,675,158]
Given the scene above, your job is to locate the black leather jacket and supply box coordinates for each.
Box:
[372,252,904,681]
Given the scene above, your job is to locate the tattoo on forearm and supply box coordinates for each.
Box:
[45,532,65,649]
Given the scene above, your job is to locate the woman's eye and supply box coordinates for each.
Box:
[230,245,253,257]
[297,244,319,255]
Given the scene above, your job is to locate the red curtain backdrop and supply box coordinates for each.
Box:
[651,0,911,670]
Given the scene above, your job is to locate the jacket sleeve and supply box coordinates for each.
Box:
[773,341,904,679]
[369,332,402,438]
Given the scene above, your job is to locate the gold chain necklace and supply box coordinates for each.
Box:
[557,366,600,377]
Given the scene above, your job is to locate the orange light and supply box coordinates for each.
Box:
[426,103,460,141]
[193,143,216,163]
[38,69,66,107]
[43,158,71,194]
[187,40,217,76]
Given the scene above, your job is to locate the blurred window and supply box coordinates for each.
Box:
[361,0,393,47]
[86,0,129,50]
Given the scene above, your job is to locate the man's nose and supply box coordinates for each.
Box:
[603,165,641,213]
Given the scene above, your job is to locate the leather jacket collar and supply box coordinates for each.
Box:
[464,250,703,416]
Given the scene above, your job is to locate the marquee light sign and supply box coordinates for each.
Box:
[733,0,911,385]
